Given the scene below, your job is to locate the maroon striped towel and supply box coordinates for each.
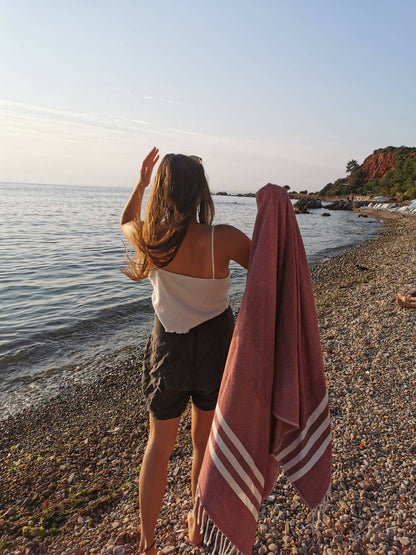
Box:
[196,184,332,554]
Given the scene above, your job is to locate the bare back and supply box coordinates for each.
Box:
[164,223,251,278]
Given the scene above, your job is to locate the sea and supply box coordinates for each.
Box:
[0,183,381,420]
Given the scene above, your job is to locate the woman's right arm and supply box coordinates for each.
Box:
[120,147,159,246]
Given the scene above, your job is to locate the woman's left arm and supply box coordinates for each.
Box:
[216,225,251,269]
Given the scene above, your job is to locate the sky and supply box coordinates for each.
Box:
[1,0,416,192]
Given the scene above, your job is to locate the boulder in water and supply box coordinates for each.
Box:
[325,200,353,211]
[293,197,322,213]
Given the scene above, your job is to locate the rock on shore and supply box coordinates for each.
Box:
[1,211,416,554]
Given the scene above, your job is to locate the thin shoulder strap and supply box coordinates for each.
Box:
[211,225,215,279]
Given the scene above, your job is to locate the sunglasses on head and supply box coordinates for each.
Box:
[189,155,202,164]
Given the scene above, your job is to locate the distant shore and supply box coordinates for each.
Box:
[214,189,416,207]
[1,211,416,554]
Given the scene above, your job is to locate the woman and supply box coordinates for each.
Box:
[120,148,251,554]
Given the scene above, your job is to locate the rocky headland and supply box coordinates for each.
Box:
[320,146,416,200]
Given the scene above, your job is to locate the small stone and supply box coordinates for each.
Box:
[160,547,176,554]
[25,540,40,550]
[77,516,85,525]
[325,528,336,538]
[258,524,268,534]
[399,538,411,547]
[113,547,126,555]
[268,544,278,552]
[3,507,16,517]
[115,532,129,545]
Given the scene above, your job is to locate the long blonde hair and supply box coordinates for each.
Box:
[122,154,214,281]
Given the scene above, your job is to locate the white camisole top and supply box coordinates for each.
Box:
[148,226,231,333]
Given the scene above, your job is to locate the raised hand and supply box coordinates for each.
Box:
[121,148,160,228]
[138,147,159,189]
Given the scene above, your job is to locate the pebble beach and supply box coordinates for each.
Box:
[1,210,415,555]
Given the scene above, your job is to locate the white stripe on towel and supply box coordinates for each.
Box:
[281,414,331,471]
[208,435,259,521]
[276,392,328,460]
[212,416,262,504]
[216,405,265,487]
[286,432,332,482]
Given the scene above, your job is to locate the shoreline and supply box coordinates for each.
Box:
[0,208,381,423]
[1,212,416,554]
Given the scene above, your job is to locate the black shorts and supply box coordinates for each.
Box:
[142,306,234,420]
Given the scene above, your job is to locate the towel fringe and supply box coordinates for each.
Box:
[311,483,331,530]
[194,484,331,552]
[193,487,241,555]
[203,516,211,544]
[200,504,207,533]
[208,519,215,544]
[196,497,203,527]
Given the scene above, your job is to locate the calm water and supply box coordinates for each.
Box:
[0,183,381,418]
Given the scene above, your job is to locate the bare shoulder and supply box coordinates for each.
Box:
[214,224,251,269]
[214,223,246,240]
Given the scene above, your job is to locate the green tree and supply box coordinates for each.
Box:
[349,168,365,190]
[346,159,360,174]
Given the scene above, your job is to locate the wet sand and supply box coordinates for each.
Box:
[1,210,415,554]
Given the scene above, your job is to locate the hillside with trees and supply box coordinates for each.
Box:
[320,146,416,200]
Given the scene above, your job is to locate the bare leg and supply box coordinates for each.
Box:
[139,414,181,553]
[188,405,215,545]
[191,405,215,499]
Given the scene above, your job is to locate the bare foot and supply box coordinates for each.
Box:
[187,510,203,546]
[139,540,157,554]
